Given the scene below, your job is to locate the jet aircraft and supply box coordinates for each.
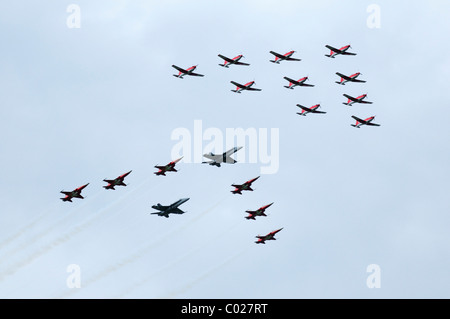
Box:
[202,146,243,167]
[255,228,283,244]
[151,198,190,218]
[231,176,260,195]
[103,171,132,190]
[245,203,274,220]
[154,157,183,176]
[60,183,89,202]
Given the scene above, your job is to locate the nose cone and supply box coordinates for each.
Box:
[180,198,190,203]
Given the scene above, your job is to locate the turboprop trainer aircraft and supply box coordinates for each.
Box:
[230,81,262,93]
[335,72,366,85]
[269,50,301,63]
[296,104,326,116]
[151,198,190,218]
[60,183,89,202]
[351,115,380,128]
[218,54,249,67]
[283,76,314,89]
[202,146,243,167]
[172,65,204,78]
[342,93,373,106]
[325,44,356,58]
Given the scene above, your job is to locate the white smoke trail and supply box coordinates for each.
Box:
[0,177,153,283]
[161,247,248,298]
[56,195,229,298]
[113,216,244,298]
[0,201,60,252]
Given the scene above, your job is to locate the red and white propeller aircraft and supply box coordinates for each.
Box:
[351,115,380,128]
[103,171,132,190]
[230,81,262,93]
[269,50,301,63]
[154,157,183,176]
[172,65,204,78]
[245,202,274,220]
[296,104,326,116]
[60,183,89,202]
[343,94,373,106]
[231,176,260,195]
[218,54,249,68]
[325,45,356,58]
[255,228,283,244]
[335,72,366,85]
[283,76,314,89]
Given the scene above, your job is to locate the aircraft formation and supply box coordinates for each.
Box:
[172,45,381,128]
[61,44,381,245]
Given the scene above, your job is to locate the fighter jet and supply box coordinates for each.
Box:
[245,203,274,220]
[255,228,283,244]
[154,157,183,176]
[231,176,260,195]
[151,198,190,218]
[103,171,132,190]
[202,146,243,167]
[60,183,89,202]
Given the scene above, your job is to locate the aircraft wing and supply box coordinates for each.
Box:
[311,109,326,114]
[283,76,299,85]
[230,81,247,89]
[296,104,310,112]
[351,79,366,83]
[286,57,301,61]
[351,115,365,123]
[234,61,250,66]
[172,65,187,73]
[218,54,234,63]
[203,153,220,160]
[269,51,285,59]
[343,94,359,102]
[188,72,204,77]
[225,146,242,157]
[299,83,314,87]
[325,45,340,53]
[170,207,185,215]
[366,122,380,126]
[336,72,352,81]
[340,51,356,56]
[358,100,373,104]
[245,87,261,91]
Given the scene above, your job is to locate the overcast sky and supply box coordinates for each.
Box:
[0,0,449,298]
